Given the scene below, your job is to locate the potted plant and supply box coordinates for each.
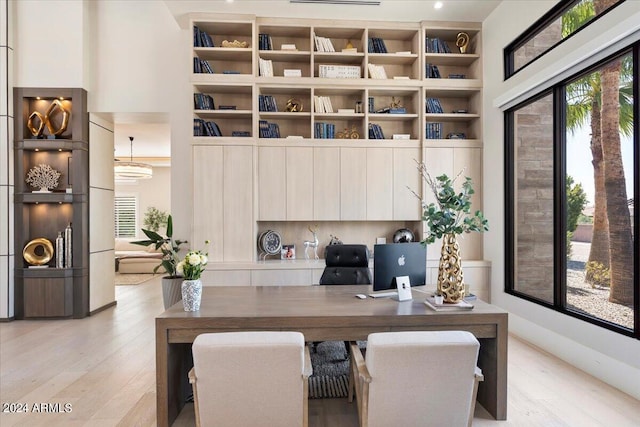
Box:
[177,245,209,311]
[410,162,488,303]
[133,215,188,309]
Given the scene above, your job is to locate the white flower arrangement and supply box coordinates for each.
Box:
[26,164,61,192]
[176,240,210,280]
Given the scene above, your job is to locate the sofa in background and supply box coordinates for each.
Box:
[115,238,165,274]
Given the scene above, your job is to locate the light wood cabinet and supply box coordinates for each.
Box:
[190,15,483,264]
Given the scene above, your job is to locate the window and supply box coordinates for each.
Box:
[114,196,137,238]
[504,0,626,78]
[506,46,639,337]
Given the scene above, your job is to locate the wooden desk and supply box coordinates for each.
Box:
[156,285,508,426]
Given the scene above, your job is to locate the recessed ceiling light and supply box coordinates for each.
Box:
[434,1,443,9]
[225,0,234,3]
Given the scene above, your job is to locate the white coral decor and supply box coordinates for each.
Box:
[26,163,61,192]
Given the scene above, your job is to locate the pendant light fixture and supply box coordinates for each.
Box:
[114,136,153,179]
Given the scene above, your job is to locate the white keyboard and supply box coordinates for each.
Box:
[368,291,398,298]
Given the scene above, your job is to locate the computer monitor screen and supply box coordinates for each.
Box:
[373,243,426,291]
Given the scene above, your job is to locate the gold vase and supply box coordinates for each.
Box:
[437,233,465,303]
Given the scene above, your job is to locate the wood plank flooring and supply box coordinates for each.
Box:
[1,275,638,426]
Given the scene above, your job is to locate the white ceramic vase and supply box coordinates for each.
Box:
[181,279,202,311]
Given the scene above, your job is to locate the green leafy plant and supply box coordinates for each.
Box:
[143,207,168,233]
[177,242,210,280]
[585,261,610,288]
[409,162,488,244]
[132,215,187,278]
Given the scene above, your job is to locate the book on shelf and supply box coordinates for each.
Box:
[425,37,451,53]
[259,120,281,138]
[231,131,251,137]
[313,33,335,52]
[393,134,411,140]
[368,97,374,113]
[258,57,274,77]
[389,107,407,114]
[424,296,474,311]
[194,93,215,110]
[341,47,357,53]
[258,95,278,112]
[425,122,443,139]
[222,70,240,74]
[283,69,302,77]
[393,76,410,80]
[425,63,441,78]
[448,74,466,79]
[194,118,222,137]
[258,33,273,50]
[337,108,355,114]
[313,96,334,113]
[367,37,388,53]
[314,122,336,139]
[368,123,385,140]
[425,97,444,114]
[218,105,237,110]
[367,63,388,79]
[193,26,214,48]
[395,51,411,55]
[281,43,297,51]
[318,64,361,79]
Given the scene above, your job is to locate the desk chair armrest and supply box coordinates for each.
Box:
[467,366,484,427]
[349,342,371,383]
[188,367,201,427]
[349,342,371,427]
[474,366,484,382]
[188,367,196,384]
[303,345,313,379]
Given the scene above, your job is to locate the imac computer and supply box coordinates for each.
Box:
[372,242,427,292]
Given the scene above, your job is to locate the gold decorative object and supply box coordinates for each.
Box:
[345,40,354,49]
[23,238,54,266]
[27,111,46,137]
[337,126,359,139]
[437,233,465,303]
[221,39,248,48]
[44,99,70,136]
[390,97,402,109]
[456,32,470,54]
[26,99,70,138]
[285,98,303,112]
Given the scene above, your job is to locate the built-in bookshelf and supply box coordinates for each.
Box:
[189,15,484,267]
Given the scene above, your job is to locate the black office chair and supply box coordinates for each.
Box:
[316,244,372,356]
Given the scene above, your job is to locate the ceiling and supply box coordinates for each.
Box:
[114,1,502,161]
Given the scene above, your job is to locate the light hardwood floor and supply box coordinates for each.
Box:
[1,275,638,427]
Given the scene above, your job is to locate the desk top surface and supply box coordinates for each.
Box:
[157,285,507,323]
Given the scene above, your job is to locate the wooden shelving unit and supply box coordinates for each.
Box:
[13,87,89,319]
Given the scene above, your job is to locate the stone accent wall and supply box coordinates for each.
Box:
[514,94,554,303]
[514,18,562,71]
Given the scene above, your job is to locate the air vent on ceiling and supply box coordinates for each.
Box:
[291,0,381,5]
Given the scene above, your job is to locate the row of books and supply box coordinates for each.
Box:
[314,34,335,52]
[194,93,215,110]
[368,37,388,53]
[426,63,441,78]
[314,96,334,113]
[367,63,388,79]
[193,26,214,48]
[258,33,273,51]
[368,123,386,139]
[314,122,336,139]
[194,58,214,74]
[425,97,444,114]
[259,120,281,138]
[194,118,222,137]
[259,57,274,77]
[425,37,451,53]
[258,95,278,112]
[425,122,443,139]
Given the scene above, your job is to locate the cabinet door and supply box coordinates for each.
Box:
[286,147,313,220]
[258,146,286,220]
[223,146,254,261]
[193,146,224,262]
[366,147,393,220]
[393,147,422,220]
[313,147,340,220]
[340,147,367,220]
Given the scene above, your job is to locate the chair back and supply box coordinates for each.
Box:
[319,244,372,285]
[191,331,307,427]
[365,331,480,427]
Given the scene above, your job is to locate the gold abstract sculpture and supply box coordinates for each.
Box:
[26,99,70,138]
[456,32,470,54]
[23,237,54,266]
[285,98,303,112]
[337,126,359,139]
[437,233,465,303]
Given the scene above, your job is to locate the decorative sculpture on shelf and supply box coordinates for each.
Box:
[329,234,343,245]
[23,237,54,266]
[456,32,470,54]
[303,226,319,260]
[337,126,359,139]
[25,164,61,193]
[221,39,248,48]
[27,99,70,138]
[286,98,303,112]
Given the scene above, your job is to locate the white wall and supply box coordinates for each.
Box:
[115,166,171,238]
[483,0,640,399]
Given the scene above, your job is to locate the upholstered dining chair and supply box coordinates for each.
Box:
[189,331,312,427]
[348,331,484,427]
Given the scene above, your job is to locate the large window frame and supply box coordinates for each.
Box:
[505,43,640,339]
[504,0,626,79]
[114,195,138,238]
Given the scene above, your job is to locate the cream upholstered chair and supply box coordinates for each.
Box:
[349,331,483,427]
[189,331,312,427]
